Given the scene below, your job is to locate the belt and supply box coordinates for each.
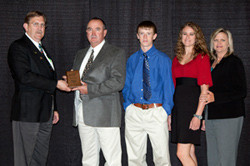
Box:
[133,103,163,110]
[176,77,198,86]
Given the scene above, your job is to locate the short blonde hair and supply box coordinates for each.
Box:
[210,28,234,60]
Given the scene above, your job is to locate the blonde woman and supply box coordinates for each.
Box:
[201,28,247,166]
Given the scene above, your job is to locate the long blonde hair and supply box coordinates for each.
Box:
[175,22,210,61]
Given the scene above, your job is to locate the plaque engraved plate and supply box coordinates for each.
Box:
[66,70,81,88]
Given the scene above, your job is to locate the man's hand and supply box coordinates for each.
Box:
[62,69,73,82]
[62,75,67,82]
[72,81,88,94]
[57,80,71,92]
[53,111,59,124]
[167,114,171,131]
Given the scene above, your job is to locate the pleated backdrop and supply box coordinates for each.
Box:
[0,0,249,165]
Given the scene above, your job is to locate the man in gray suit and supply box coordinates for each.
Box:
[71,17,126,166]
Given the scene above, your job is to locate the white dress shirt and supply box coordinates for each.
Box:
[25,33,55,70]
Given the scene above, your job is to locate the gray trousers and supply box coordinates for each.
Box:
[205,110,243,166]
[12,116,53,166]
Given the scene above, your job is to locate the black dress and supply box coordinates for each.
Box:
[171,54,213,144]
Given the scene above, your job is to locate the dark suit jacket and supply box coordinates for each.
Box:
[208,54,247,119]
[72,41,126,127]
[8,35,57,122]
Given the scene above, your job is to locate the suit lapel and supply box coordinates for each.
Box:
[77,42,109,79]
[23,35,55,75]
[42,46,55,70]
[88,42,109,70]
[74,48,89,71]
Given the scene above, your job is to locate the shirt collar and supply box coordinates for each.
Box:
[25,33,41,49]
[139,44,156,58]
[90,39,105,56]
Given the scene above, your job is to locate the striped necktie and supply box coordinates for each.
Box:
[143,53,151,101]
[39,43,44,54]
[81,49,94,80]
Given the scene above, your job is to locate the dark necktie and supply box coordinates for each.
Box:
[39,43,44,54]
[143,53,151,101]
[81,49,94,80]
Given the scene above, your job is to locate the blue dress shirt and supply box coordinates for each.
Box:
[122,45,175,115]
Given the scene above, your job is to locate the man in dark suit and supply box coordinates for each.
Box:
[8,11,71,166]
[71,17,126,166]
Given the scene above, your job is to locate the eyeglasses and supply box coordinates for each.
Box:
[31,22,46,28]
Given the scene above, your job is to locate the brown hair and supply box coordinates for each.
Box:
[175,22,210,61]
[24,11,47,25]
[137,20,157,34]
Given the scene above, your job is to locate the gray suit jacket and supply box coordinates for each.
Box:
[72,42,126,127]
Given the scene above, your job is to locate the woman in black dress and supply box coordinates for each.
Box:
[171,22,213,166]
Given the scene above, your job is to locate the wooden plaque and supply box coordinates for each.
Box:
[66,70,81,88]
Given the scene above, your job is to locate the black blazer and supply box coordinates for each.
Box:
[8,35,57,122]
[208,54,247,119]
